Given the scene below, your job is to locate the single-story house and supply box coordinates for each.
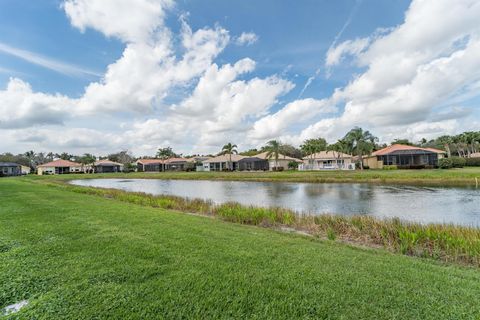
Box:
[238,157,269,171]
[363,144,445,169]
[299,151,355,170]
[136,158,196,172]
[136,159,163,172]
[254,152,303,171]
[37,159,83,175]
[94,160,123,173]
[164,157,195,171]
[470,152,480,158]
[0,162,22,176]
[202,154,247,171]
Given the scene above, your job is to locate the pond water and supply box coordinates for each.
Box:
[70,179,480,226]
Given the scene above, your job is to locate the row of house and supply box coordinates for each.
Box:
[0,144,450,176]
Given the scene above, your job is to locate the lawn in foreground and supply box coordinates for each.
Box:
[1,179,480,319]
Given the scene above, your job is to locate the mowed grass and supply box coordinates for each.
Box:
[30,167,480,186]
[1,179,480,319]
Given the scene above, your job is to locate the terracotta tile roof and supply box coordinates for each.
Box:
[94,159,123,166]
[254,152,302,162]
[372,144,446,156]
[38,159,81,167]
[302,151,353,160]
[136,159,164,165]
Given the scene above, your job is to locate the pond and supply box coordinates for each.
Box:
[70,179,480,226]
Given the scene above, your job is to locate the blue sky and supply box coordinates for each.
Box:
[0,0,478,155]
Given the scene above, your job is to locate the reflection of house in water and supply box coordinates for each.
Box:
[265,183,297,199]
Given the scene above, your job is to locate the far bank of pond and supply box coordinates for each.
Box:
[71,178,480,226]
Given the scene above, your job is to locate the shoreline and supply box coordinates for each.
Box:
[35,177,480,267]
[28,167,480,187]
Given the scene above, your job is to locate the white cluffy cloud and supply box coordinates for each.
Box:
[2,0,480,155]
[63,0,173,43]
[285,0,480,144]
[0,78,75,129]
[0,0,293,154]
[235,32,259,46]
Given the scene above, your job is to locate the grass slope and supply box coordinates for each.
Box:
[1,179,480,319]
[30,167,480,186]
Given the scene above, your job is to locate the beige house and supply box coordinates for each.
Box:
[254,152,303,171]
[202,154,247,171]
[363,144,445,169]
[300,151,354,170]
[37,159,83,175]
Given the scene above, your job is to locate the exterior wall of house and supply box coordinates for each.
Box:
[0,165,21,176]
[363,157,383,169]
[38,166,83,175]
[203,161,239,171]
[238,159,269,171]
[21,166,31,174]
[95,165,122,173]
[268,159,292,170]
[300,158,354,170]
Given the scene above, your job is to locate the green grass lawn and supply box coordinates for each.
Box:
[1,178,480,319]
[30,167,480,186]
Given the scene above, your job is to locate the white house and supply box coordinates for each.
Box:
[300,151,355,170]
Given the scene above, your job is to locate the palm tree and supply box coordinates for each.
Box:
[221,143,238,171]
[264,140,282,169]
[437,135,452,158]
[300,138,327,169]
[344,127,378,170]
[328,139,351,169]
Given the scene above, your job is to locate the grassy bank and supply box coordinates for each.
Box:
[1,178,480,319]
[29,167,480,186]
[41,179,480,266]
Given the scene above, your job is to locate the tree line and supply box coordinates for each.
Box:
[2,128,479,171]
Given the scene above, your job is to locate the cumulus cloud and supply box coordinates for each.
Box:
[0,78,74,129]
[325,37,370,67]
[286,0,480,144]
[126,58,294,153]
[249,98,336,141]
[2,0,480,155]
[63,0,173,43]
[235,32,258,46]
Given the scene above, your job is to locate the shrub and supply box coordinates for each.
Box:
[451,156,466,168]
[466,157,480,167]
[288,161,299,170]
[383,165,398,170]
[438,158,453,169]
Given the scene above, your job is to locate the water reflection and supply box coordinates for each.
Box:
[70,179,480,226]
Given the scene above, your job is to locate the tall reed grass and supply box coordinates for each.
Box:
[45,181,480,266]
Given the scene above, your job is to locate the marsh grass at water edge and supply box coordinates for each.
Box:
[45,180,480,266]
